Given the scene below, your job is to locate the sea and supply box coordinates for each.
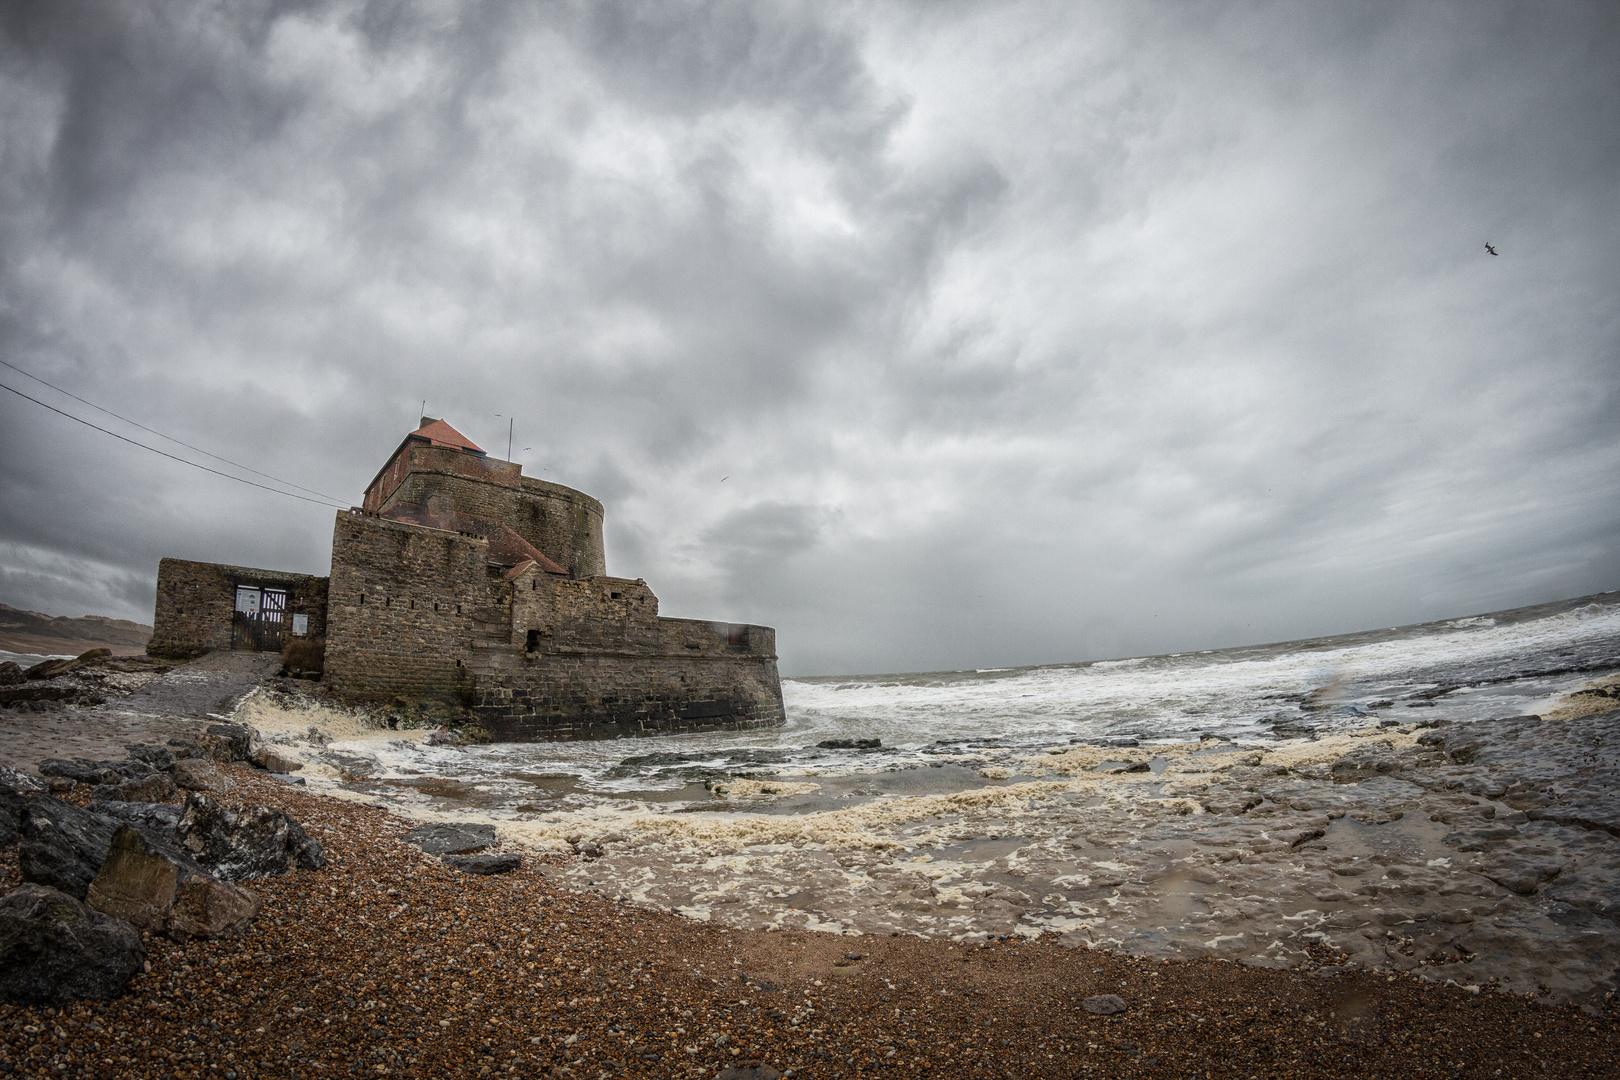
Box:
[299,590,1620,819]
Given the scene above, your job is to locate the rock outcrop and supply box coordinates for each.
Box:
[86,826,259,942]
[174,792,325,880]
[0,884,145,1004]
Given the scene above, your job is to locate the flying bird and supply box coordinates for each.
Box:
[1485,242,1498,256]
[721,476,729,482]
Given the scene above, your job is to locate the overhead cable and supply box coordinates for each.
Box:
[0,356,343,502]
[0,381,349,510]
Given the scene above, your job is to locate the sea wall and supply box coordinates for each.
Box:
[468,647,786,741]
[147,558,328,659]
[322,512,785,738]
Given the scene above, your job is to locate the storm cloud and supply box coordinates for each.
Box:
[1,0,1616,674]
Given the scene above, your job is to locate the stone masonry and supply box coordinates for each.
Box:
[149,418,785,740]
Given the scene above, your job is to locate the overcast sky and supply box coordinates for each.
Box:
[1,1,1616,676]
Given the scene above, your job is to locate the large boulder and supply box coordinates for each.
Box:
[89,770,176,804]
[37,758,128,787]
[174,793,325,880]
[18,797,119,900]
[204,723,254,763]
[123,744,176,771]
[86,826,259,942]
[403,822,496,856]
[0,883,145,1004]
[171,758,234,793]
[0,765,44,793]
[0,661,23,687]
[89,801,183,846]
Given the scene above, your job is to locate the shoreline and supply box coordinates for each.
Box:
[226,681,1620,1008]
[4,765,1618,1079]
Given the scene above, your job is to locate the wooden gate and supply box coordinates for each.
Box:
[232,586,288,651]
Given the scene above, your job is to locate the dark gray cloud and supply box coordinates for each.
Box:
[1,0,1616,675]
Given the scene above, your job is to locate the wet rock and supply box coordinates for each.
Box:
[18,797,119,899]
[204,723,254,762]
[816,739,881,750]
[171,757,234,793]
[37,758,127,787]
[89,769,176,804]
[443,853,521,875]
[424,726,471,747]
[89,801,183,846]
[0,785,30,847]
[0,765,43,794]
[252,748,304,774]
[1543,872,1620,918]
[1081,993,1127,1015]
[123,744,176,771]
[403,823,497,856]
[0,883,145,1004]
[87,825,259,942]
[320,750,381,780]
[1484,858,1566,895]
[0,661,23,686]
[174,792,325,880]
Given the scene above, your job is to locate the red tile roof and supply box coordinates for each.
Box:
[410,418,484,454]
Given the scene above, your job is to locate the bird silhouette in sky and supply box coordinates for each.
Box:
[1485,242,1499,256]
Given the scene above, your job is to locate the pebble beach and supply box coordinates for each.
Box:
[3,764,1618,1080]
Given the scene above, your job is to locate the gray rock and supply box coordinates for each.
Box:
[171,758,234,793]
[124,744,176,771]
[88,801,183,846]
[443,852,520,875]
[251,748,303,774]
[37,758,128,787]
[403,822,497,856]
[319,750,381,780]
[18,797,119,900]
[174,792,325,880]
[89,770,177,804]
[87,826,259,942]
[0,784,32,847]
[1081,993,1128,1015]
[204,723,254,762]
[0,764,44,794]
[0,883,145,1004]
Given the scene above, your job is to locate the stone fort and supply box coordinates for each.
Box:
[147,418,785,740]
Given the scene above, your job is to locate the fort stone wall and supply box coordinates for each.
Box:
[147,558,328,659]
[321,512,494,703]
[372,445,606,577]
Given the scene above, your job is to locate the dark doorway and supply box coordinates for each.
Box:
[232,586,289,651]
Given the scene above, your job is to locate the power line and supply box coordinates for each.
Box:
[0,381,350,509]
[0,356,343,502]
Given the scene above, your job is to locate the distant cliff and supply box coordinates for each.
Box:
[0,603,152,656]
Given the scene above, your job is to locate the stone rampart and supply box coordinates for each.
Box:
[147,558,328,659]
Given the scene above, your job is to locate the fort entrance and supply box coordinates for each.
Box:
[231,585,288,652]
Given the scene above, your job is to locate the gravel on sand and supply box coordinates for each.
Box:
[3,766,1616,1080]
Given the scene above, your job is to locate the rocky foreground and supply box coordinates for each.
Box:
[0,765,1616,1080]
